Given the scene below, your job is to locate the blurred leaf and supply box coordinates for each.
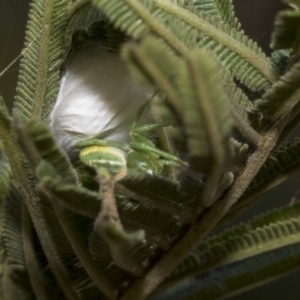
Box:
[272,9,300,54]
[1,186,34,300]
[251,59,300,123]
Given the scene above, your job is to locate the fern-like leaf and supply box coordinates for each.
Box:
[251,59,300,124]
[118,171,200,222]
[122,36,182,113]
[154,202,300,300]
[271,49,291,75]
[36,161,117,299]
[123,39,233,204]
[14,0,69,121]
[223,138,300,225]
[13,112,79,186]
[1,186,34,300]
[0,143,11,295]
[94,0,278,90]
[223,72,254,125]
[271,9,300,54]
[0,144,11,232]
[177,49,233,204]
[190,0,241,30]
[14,119,118,299]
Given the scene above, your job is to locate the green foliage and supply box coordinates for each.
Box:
[271,8,300,53]
[15,0,69,121]
[177,49,232,166]
[251,59,300,123]
[1,186,34,300]
[154,202,300,300]
[3,1,300,300]
[93,0,277,91]
[190,0,241,30]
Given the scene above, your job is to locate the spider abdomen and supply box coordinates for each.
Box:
[79,145,127,180]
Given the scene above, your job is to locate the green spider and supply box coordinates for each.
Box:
[76,99,188,180]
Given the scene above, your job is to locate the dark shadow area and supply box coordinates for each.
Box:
[0,0,29,109]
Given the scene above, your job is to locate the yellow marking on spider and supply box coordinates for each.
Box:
[80,145,126,161]
[79,145,127,181]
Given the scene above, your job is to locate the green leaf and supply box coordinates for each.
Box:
[94,0,278,90]
[177,49,233,181]
[0,97,34,197]
[27,121,79,184]
[124,43,233,205]
[38,172,166,285]
[21,206,60,300]
[190,0,241,30]
[251,59,300,123]
[271,49,291,75]
[154,202,300,300]
[122,36,182,114]
[38,179,100,219]
[0,144,11,233]
[38,171,186,251]
[0,148,11,295]
[14,0,69,121]
[117,196,184,251]
[271,9,300,54]
[223,72,254,125]
[36,160,117,299]
[124,40,233,180]
[224,138,300,224]
[221,73,261,146]
[1,186,34,300]
[14,114,79,186]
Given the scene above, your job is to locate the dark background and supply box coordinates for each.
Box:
[1,1,300,299]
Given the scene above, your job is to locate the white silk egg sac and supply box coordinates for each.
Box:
[49,41,150,153]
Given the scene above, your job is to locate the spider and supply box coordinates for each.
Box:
[76,99,188,180]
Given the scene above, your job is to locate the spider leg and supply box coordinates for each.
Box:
[130,141,188,166]
[157,159,182,167]
[132,96,153,127]
[131,122,173,135]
